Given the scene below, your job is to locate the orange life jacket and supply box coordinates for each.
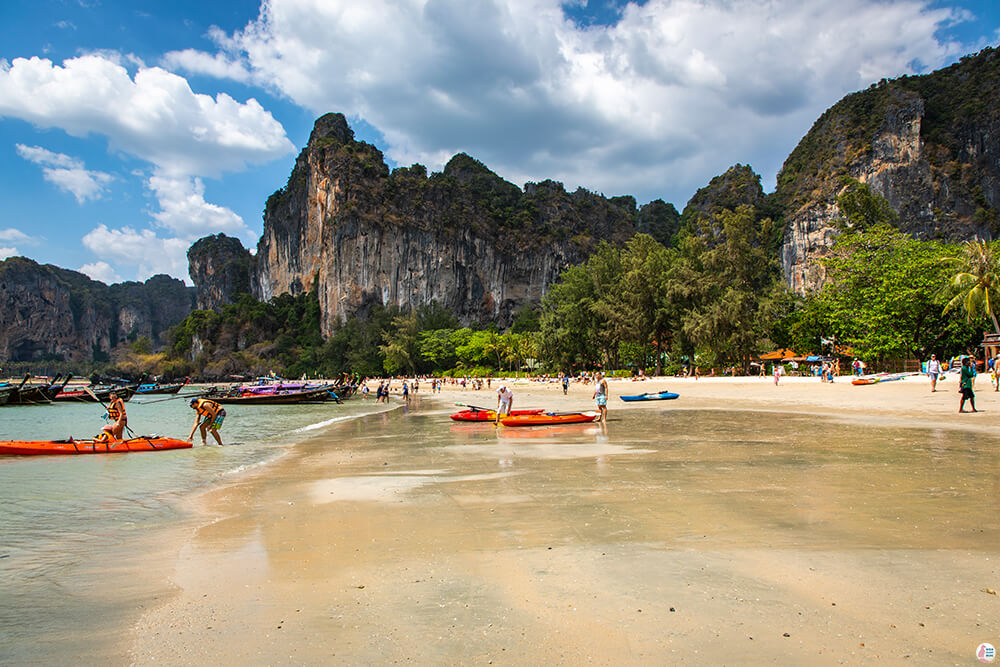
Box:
[193,398,220,418]
[107,398,126,421]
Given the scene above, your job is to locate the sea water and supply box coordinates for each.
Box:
[0,394,396,663]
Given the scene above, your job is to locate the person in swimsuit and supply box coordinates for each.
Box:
[593,372,608,422]
[102,391,127,440]
[189,397,225,446]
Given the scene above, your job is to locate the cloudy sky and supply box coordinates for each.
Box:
[1,0,998,285]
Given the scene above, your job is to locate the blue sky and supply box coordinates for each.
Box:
[1,0,998,285]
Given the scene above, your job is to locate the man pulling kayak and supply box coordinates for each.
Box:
[188,397,225,446]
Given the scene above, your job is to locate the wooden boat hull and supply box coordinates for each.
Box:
[53,387,135,402]
[214,386,334,404]
[620,392,679,402]
[450,408,546,422]
[0,436,192,456]
[500,411,599,427]
[135,383,186,395]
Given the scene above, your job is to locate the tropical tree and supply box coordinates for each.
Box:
[380,311,420,374]
[945,239,1000,334]
[804,225,975,362]
[681,205,782,373]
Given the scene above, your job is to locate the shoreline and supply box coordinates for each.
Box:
[125,376,999,664]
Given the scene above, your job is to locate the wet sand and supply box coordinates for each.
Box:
[129,376,1000,664]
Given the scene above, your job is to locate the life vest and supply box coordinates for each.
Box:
[193,398,220,418]
[107,398,125,421]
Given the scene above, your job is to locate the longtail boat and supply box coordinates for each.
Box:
[53,384,136,402]
[134,379,188,395]
[7,374,73,405]
[211,384,338,405]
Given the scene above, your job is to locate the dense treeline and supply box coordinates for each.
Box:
[160,182,995,379]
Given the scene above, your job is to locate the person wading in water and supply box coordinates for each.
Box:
[188,397,226,446]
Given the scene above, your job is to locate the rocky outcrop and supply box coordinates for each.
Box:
[775,48,1000,292]
[188,234,251,310]
[681,164,766,226]
[0,257,193,363]
[221,113,642,335]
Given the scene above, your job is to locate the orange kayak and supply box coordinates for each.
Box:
[0,436,193,456]
[500,411,599,427]
[450,408,545,422]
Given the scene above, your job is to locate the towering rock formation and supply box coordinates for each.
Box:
[208,113,644,335]
[774,47,1000,291]
[0,257,193,363]
[188,234,251,310]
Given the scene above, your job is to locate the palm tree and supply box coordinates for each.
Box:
[946,239,1000,334]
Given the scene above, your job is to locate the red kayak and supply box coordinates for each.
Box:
[500,411,599,427]
[0,436,192,456]
[450,408,545,422]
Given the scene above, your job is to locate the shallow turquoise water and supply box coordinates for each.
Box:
[0,395,396,663]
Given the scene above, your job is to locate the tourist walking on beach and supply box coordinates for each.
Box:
[773,363,784,385]
[188,397,225,446]
[562,374,569,395]
[959,356,977,413]
[993,353,1000,391]
[926,354,942,392]
[593,371,608,422]
[495,384,513,424]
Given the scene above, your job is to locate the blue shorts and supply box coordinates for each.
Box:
[206,410,225,430]
[595,395,607,406]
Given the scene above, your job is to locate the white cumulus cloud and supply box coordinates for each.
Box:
[166,0,972,203]
[0,228,34,244]
[0,53,294,176]
[15,144,114,202]
[82,224,191,282]
[147,172,247,237]
[0,246,19,260]
[78,261,122,284]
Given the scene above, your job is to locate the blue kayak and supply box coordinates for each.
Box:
[620,391,679,402]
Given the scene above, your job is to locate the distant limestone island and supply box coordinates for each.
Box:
[4,46,1000,375]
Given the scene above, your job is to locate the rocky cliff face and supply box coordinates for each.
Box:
[0,257,193,363]
[188,234,251,310]
[775,48,1000,292]
[232,113,642,335]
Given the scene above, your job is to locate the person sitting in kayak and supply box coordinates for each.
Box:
[188,397,225,446]
[101,391,127,440]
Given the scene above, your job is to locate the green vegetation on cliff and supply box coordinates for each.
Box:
[775,46,1000,233]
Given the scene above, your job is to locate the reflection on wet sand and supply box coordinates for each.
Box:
[130,404,1000,665]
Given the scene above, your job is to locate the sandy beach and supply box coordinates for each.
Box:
[126,375,999,664]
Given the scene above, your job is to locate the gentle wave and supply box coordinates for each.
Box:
[292,403,401,433]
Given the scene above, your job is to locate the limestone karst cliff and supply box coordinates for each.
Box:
[774,47,1000,291]
[0,257,193,363]
[203,113,666,336]
[188,234,251,311]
